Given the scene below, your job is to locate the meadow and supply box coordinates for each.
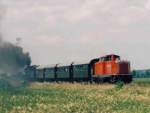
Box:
[0,78,150,113]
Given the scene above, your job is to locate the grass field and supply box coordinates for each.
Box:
[0,78,150,113]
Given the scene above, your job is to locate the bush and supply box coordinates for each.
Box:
[0,78,12,90]
[115,81,124,90]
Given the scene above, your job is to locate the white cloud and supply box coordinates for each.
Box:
[1,0,150,69]
[145,0,150,10]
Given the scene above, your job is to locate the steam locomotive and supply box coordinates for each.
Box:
[26,54,132,83]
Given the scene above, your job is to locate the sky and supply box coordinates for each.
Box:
[1,0,150,69]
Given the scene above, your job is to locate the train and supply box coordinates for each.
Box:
[26,54,132,83]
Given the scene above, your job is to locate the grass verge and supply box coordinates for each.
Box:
[0,79,150,113]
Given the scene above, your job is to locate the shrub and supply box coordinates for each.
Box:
[115,81,124,90]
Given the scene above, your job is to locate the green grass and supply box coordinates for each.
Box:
[0,79,150,113]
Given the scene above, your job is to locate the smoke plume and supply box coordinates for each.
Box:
[0,2,31,89]
[0,38,31,89]
[0,38,31,75]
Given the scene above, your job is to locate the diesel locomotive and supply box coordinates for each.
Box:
[26,54,132,83]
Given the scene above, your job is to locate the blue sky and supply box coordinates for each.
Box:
[1,0,150,69]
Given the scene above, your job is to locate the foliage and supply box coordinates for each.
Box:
[115,81,124,90]
[0,79,150,113]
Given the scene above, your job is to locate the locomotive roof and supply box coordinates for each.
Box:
[101,54,120,58]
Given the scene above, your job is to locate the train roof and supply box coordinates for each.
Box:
[33,54,121,70]
[34,61,90,69]
[36,64,56,69]
[101,54,120,58]
[56,63,71,67]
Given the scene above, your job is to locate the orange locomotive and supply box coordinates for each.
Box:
[92,54,132,83]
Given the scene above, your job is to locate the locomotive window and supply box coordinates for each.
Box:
[113,56,120,61]
[100,57,105,61]
[100,55,121,61]
[65,68,68,72]
[116,57,120,61]
[104,56,111,61]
